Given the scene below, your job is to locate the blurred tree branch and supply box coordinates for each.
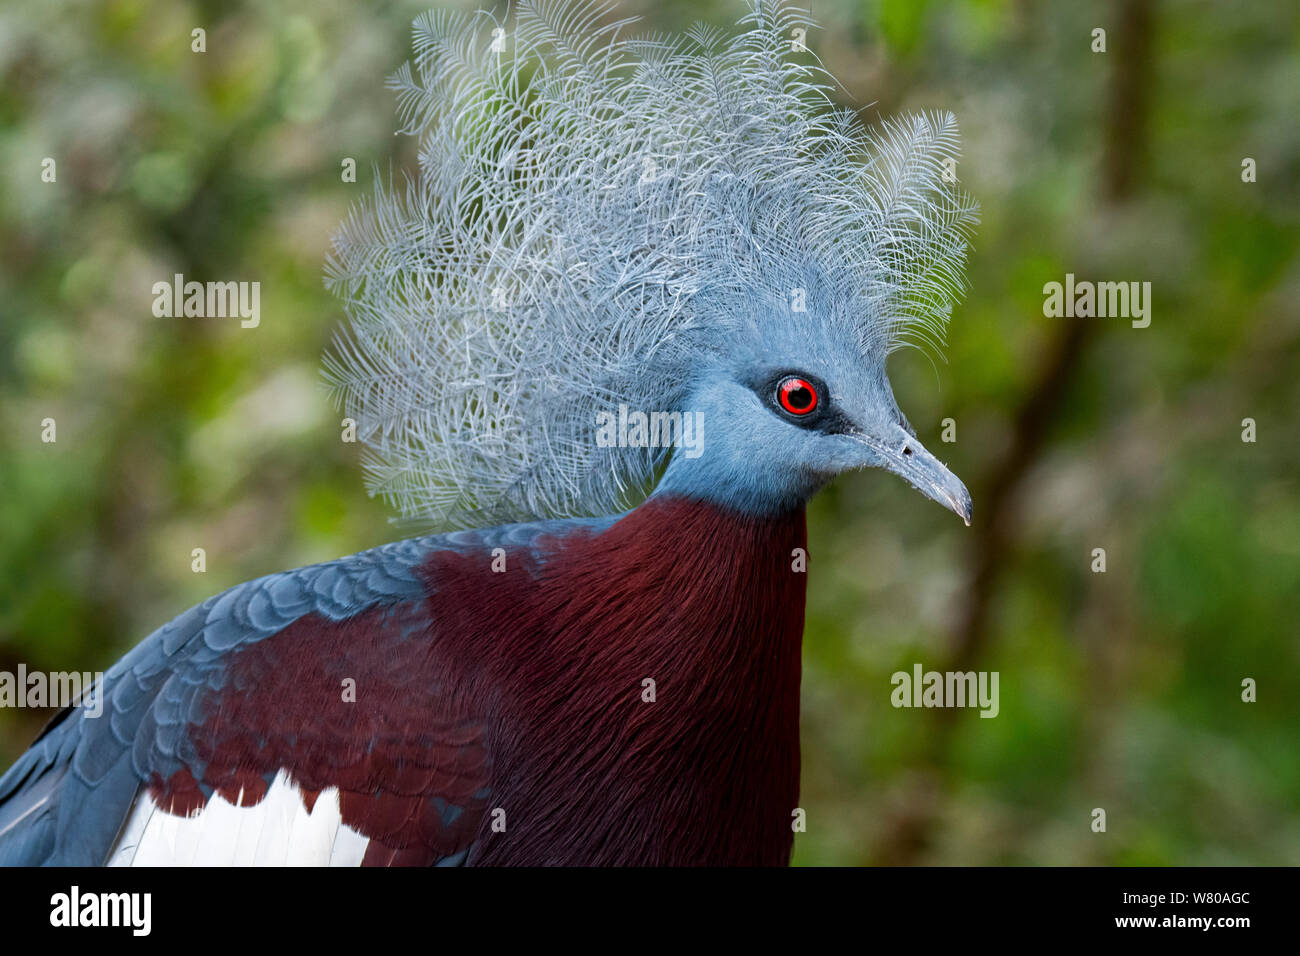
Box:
[873,0,1156,866]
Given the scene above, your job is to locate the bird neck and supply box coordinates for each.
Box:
[451,494,809,864]
[651,447,827,519]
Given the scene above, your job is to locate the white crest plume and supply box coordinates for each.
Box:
[324,0,977,527]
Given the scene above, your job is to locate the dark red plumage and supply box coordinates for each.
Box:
[149,495,807,865]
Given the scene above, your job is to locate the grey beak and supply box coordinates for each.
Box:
[851,427,973,526]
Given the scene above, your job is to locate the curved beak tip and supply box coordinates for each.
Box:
[956,493,973,527]
[864,430,973,528]
[933,478,972,526]
[846,426,973,526]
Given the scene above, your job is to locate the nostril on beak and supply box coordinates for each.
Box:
[902,445,913,457]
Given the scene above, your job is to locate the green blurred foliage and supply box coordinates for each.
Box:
[0,0,1296,865]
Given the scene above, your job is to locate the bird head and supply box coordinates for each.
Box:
[663,311,971,523]
[326,0,977,529]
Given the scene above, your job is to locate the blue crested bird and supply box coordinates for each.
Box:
[0,0,975,866]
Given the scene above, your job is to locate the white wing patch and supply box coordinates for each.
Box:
[106,769,370,866]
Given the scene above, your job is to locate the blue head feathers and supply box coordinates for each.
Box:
[325,0,977,527]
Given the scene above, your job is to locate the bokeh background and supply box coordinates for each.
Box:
[1,0,1297,865]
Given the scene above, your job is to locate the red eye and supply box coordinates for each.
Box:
[777,377,818,416]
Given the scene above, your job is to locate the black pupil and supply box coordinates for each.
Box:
[787,384,813,410]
